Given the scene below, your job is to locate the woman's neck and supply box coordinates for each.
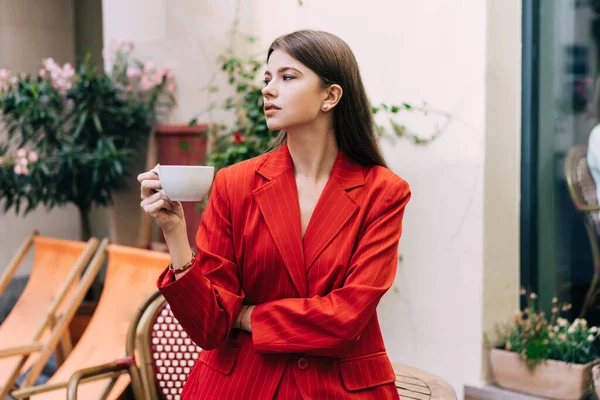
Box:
[286,124,338,182]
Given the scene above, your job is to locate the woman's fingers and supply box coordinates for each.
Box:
[140,179,162,199]
[141,190,174,207]
[137,170,159,183]
[143,199,173,217]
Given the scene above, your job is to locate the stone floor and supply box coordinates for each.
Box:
[0,275,27,324]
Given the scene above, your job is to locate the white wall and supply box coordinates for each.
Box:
[0,0,80,277]
[102,0,523,396]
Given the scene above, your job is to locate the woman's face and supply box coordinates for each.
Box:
[262,49,326,131]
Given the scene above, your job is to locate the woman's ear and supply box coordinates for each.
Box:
[321,84,343,112]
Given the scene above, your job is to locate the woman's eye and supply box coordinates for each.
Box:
[283,75,295,81]
[263,79,270,86]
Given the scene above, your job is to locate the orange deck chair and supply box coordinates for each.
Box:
[0,233,103,399]
[9,244,171,400]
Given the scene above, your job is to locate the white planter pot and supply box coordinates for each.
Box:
[490,348,596,400]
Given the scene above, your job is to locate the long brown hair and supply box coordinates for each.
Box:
[267,30,388,168]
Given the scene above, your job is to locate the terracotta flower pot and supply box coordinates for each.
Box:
[490,348,597,400]
[593,364,600,399]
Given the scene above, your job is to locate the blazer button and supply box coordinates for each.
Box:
[297,357,310,370]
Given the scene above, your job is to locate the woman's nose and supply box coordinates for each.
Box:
[262,83,276,98]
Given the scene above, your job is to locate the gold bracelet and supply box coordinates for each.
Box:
[236,306,249,330]
[169,252,197,273]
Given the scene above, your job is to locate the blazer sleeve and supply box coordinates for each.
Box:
[157,169,244,350]
[251,179,411,358]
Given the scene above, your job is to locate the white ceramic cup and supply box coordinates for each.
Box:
[156,165,215,202]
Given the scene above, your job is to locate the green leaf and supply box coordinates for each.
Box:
[92,113,103,133]
[73,110,88,138]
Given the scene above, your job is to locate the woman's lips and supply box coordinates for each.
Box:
[264,103,281,117]
[264,108,280,117]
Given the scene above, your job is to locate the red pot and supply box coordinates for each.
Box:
[155,123,210,250]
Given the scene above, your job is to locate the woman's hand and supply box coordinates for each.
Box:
[138,166,186,235]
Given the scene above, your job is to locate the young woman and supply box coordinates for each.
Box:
[138,29,411,399]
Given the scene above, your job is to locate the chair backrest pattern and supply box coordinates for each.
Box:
[150,301,201,400]
[567,145,600,233]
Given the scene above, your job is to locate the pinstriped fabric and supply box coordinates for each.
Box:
[274,359,304,399]
[158,143,410,399]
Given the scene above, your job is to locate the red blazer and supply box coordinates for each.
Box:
[158,143,411,399]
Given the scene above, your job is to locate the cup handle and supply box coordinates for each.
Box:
[152,164,167,197]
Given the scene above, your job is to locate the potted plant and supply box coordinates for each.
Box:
[0,45,175,241]
[489,289,600,400]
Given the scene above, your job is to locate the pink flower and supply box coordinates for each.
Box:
[0,158,3,165]
[28,151,38,163]
[16,148,27,158]
[39,68,47,78]
[167,82,176,92]
[0,69,11,80]
[158,67,170,78]
[62,63,75,79]
[140,75,152,90]
[18,157,28,166]
[143,62,155,73]
[14,164,28,176]
[126,67,141,79]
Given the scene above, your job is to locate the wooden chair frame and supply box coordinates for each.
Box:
[0,230,39,298]
[0,235,105,399]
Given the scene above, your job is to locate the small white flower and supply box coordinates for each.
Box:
[558,318,568,327]
[588,334,595,343]
[573,319,581,327]
[568,325,576,334]
[589,326,598,334]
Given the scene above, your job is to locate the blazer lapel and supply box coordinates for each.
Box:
[253,144,307,297]
[303,151,364,271]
